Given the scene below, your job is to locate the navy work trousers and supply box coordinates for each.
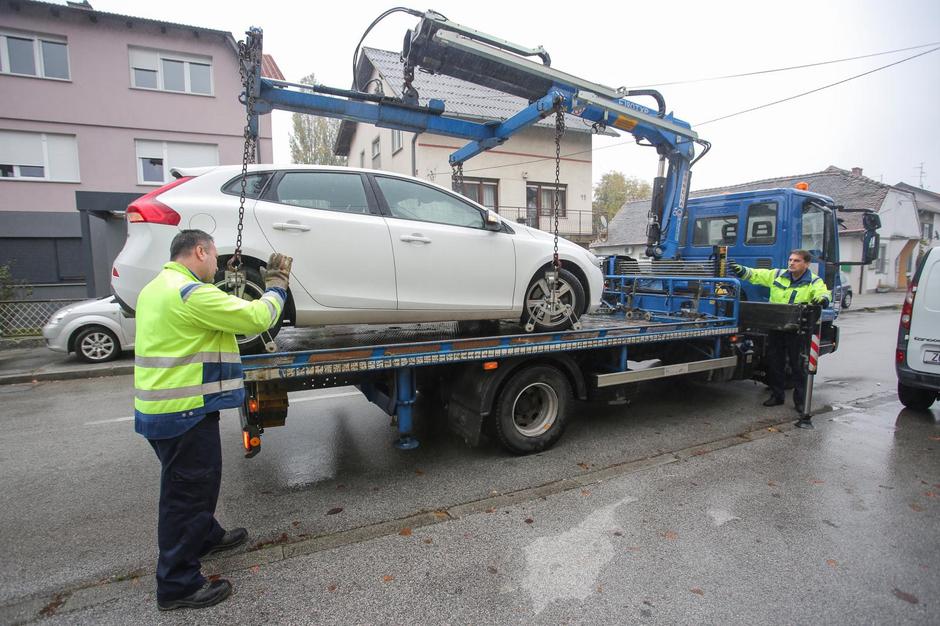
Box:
[766,331,806,407]
[148,411,225,602]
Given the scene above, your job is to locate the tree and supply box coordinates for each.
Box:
[288,73,348,166]
[592,171,652,222]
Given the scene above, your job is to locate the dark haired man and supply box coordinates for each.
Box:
[133,229,291,610]
[732,250,831,427]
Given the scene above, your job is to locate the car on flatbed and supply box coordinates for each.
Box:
[111,165,603,352]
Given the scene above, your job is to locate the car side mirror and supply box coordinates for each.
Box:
[484,209,501,232]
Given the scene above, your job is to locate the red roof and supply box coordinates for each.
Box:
[261,54,285,81]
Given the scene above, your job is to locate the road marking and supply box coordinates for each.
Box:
[82,390,362,425]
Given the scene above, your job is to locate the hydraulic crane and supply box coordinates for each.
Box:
[237,9,710,263]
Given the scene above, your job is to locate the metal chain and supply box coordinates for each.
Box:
[451,161,464,196]
[231,37,260,272]
[552,107,565,269]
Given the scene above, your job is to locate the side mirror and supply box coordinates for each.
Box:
[862,212,881,231]
[861,231,880,264]
[484,209,502,232]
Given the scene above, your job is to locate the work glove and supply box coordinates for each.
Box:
[812,296,830,307]
[731,263,746,278]
[263,253,292,292]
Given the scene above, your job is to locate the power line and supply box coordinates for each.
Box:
[626,41,940,88]
[696,45,940,126]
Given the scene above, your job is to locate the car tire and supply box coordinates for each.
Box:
[73,326,120,363]
[213,265,283,355]
[521,268,585,332]
[493,364,571,454]
[897,381,937,411]
[841,291,852,309]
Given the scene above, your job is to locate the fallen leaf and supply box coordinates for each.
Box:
[662,530,679,540]
[415,469,425,476]
[434,510,449,520]
[487,566,498,574]
[326,507,344,515]
[826,559,838,568]
[382,575,394,583]
[892,588,919,604]
[691,588,704,596]
[524,518,534,524]
[597,585,604,593]
[291,521,300,528]
[250,565,261,574]
[910,503,924,512]
[581,489,592,496]
[767,481,779,487]
[399,527,412,536]
[810,479,825,485]
[767,426,779,433]
[327,584,337,592]
[577,462,590,470]
[423,538,433,545]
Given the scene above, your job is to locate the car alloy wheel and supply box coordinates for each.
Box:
[75,327,119,363]
[523,268,585,332]
[213,265,283,354]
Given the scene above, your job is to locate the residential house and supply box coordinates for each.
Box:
[592,166,922,293]
[0,0,280,299]
[895,182,940,250]
[334,47,608,245]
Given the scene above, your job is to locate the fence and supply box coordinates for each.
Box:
[0,299,82,338]
[494,207,598,239]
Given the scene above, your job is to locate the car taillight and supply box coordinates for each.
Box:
[126,177,192,225]
[899,281,917,330]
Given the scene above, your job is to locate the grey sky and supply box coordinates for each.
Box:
[95,0,940,191]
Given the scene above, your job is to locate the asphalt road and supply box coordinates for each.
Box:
[0,309,936,624]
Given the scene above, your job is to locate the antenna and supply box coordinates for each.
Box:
[915,162,927,188]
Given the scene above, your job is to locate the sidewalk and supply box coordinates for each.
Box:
[0,291,904,386]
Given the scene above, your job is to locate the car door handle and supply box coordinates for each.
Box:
[272,222,311,232]
[400,234,432,244]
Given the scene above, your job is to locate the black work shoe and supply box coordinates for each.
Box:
[202,527,248,558]
[762,396,784,407]
[157,579,232,611]
[795,418,815,430]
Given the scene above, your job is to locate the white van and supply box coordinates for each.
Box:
[896,246,940,410]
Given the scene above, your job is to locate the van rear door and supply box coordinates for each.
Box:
[907,248,940,374]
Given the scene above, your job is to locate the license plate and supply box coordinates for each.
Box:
[925,350,940,364]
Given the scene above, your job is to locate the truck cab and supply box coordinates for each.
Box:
[678,188,843,308]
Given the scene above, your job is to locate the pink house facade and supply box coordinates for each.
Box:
[0,0,274,298]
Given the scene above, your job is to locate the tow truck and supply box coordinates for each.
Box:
[230,10,881,457]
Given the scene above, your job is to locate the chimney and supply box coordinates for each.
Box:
[851,167,863,176]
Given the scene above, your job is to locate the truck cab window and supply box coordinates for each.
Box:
[692,215,738,246]
[745,202,777,245]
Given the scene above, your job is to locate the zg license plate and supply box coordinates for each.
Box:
[925,350,940,364]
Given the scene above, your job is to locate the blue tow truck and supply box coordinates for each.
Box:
[230,10,881,457]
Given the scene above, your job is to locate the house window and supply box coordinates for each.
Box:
[875,244,888,274]
[0,130,79,182]
[526,182,567,217]
[391,130,403,154]
[359,150,365,169]
[371,137,381,170]
[135,139,218,185]
[0,31,70,79]
[129,47,213,95]
[922,220,934,241]
[459,177,498,210]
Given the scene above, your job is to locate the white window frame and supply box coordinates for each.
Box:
[391,129,403,154]
[134,140,218,186]
[0,131,80,183]
[0,30,70,80]
[128,46,214,96]
[371,137,381,170]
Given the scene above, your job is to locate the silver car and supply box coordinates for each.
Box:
[42,296,135,363]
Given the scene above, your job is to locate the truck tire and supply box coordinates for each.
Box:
[213,265,283,355]
[898,381,937,411]
[493,364,571,454]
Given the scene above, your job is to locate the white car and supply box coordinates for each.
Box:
[42,296,135,363]
[111,165,603,352]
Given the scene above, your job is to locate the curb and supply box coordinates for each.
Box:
[839,303,900,315]
[0,364,133,386]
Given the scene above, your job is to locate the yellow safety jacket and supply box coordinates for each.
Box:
[134,262,284,439]
[741,266,832,305]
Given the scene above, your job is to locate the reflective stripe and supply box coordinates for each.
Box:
[180,282,203,302]
[262,297,278,320]
[136,377,243,401]
[773,281,787,290]
[135,351,241,368]
[265,289,285,309]
[789,290,798,304]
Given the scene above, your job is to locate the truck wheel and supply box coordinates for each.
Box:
[898,381,937,411]
[493,365,571,454]
[213,265,283,355]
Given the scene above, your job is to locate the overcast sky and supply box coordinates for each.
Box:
[96,0,940,192]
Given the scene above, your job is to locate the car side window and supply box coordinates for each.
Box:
[222,173,272,199]
[272,172,370,214]
[375,176,484,229]
[745,202,777,245]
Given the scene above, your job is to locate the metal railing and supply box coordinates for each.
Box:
[0,299,81,338]
[494,207,598,239]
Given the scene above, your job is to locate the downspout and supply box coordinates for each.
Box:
[411,132,421,177]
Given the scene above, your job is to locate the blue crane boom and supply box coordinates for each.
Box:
[240,10,710,259]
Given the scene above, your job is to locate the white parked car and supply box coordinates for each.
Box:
[42,296,135,363]
[896,245,940,410]
[111,165,603,352]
